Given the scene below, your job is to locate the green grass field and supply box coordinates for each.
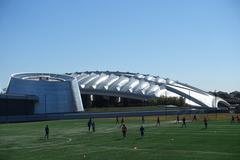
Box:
[0,116,240,160]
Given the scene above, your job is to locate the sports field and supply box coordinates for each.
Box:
[0,115,240,160]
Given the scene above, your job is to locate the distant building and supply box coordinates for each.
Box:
[69,71,229,109]
[6,73,83,114]
[1,71,230,115]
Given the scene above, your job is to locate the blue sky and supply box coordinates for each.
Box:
[0,0,240,92]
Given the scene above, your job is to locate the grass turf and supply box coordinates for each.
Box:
[0,117,240,160]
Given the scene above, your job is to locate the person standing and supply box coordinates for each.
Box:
[182,117,186,128]
[116,116,119,124]
[44,125,49,139]
[236,115,240,123]
[120,117,124,128]
[92,121,95,132]
[88,118,92,131]
[142,116,145,124]
[192,114,197,122]
[204,117,208,129]
[122,124,127,138]
[140,125,145,137]
[121,117,124,124]
[156,116,160,126]
[231,115,235,124]
[176,115,180,124]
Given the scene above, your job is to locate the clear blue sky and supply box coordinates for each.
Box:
[0,0,240,92]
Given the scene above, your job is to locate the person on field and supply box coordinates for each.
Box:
[88,118,92,131]
[142,116,145,124]
[121,117,124,124]
[231,115,235,124]
[140,125,145,137]
[120,117,124,127]
[44,125,49,139]
[176,115,180,124]
[182,117,186,128]
[92,121,95,132]
[236,115,240,123]
[192,114,197,122]
[204,117,208,129]
[156,116,160,126]
[116,116,119,124]
[122,124,127,138]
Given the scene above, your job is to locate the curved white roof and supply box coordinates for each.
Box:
[12,73,74,82]
[68,71,229,108]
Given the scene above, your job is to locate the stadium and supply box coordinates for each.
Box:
[1,71,230,116]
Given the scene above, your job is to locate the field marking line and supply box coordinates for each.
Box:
[168,149,237,156]
[0,136,74,151]
[146,131,240,136]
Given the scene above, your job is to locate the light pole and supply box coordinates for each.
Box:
[214,90,217,120]
[188,88,191,109]
[165,105,167,120]
[215,90,217,108]
[45,95,47,120]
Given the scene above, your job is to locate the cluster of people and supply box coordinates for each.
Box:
[120,123,145,138]
[119,115,160,138]
[44,114,240,139]
[119,114,209,138]
[116,116,145,138]
[178,115,208,129]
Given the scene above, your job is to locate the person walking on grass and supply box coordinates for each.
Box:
[156,116,160,126]
[204,117,208,129]
[182,117,186,128]
[44,125,49,139]
[140,125,145,137]
[122,124,127,138]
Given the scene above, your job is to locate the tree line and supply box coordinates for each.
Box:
[147,96,185,106]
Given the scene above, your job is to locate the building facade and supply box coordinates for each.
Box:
[7,73,84,114]
[4,71,230,115]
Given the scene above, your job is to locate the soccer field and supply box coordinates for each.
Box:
[0,116,240,160]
